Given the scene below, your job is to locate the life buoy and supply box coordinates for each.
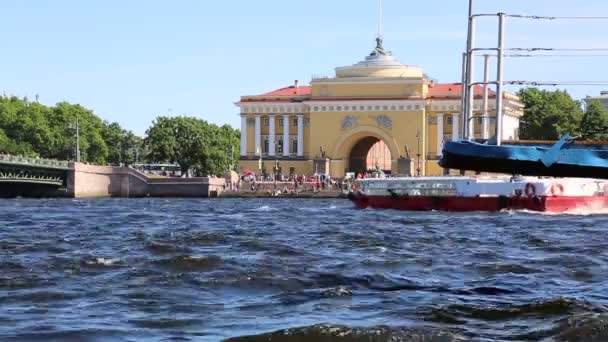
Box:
[524,183,536,197]
[550,183,564,197]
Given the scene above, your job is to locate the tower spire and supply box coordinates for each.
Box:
[378,0,383,39]
[370,0,391,56]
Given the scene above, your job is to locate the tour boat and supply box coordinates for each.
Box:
[439,135,608,180]
[348,176,608,213]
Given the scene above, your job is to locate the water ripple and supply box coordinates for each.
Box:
[1,198,608,341]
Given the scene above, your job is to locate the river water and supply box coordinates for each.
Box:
[1,198,608,341]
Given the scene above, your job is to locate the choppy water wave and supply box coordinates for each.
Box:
[225,324,466,342]
[2,198,608,341]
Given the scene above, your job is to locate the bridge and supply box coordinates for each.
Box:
[0,154,70,197]
[0,155,225,198]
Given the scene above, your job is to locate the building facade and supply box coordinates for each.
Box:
[235,38,524,177]
[585,91,608,112]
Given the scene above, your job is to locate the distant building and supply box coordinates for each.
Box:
[235,37,524,177]
[585,91,608,112]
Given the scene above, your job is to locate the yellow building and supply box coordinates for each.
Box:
[236,38,523,177]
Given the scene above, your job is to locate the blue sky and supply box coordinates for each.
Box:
[2,0,607,135]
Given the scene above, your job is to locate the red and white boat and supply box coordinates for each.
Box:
[348,176,608,213]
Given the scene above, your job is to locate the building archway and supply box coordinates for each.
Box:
[332,125,401,175]
[349,137,392,173]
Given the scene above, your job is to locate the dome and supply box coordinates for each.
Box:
[335,38,424,78]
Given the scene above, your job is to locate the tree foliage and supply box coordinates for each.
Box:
[145,116,239,176]
[580,100,608,141]
[0,95,140,164]
[517,88,583,140]
[0,95,240,175]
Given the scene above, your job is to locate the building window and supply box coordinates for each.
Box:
[293,118,298,127]
[279,119,284,127]
[263,118,269,126]
[447,117,453,125]
[263,138,269,153]
[477,117,483,125]
[277,140,283,154]
[292,139,298,154]
[428,117,437,124]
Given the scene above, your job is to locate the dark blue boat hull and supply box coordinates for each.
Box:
[439,138,608,179]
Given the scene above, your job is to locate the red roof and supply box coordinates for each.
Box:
[260,86,312,96]
[428,83,495,97]
[247,83,494,100]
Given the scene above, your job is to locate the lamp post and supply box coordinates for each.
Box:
[118,142,122,166]
[69,117,80,162]
[416,130,421,177]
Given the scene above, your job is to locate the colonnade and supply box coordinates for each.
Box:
[435,113,491,157]
[240,114,304,157]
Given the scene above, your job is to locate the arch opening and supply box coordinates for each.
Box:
[348,137,392,174]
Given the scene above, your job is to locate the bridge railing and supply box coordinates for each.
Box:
[0,154,70,169]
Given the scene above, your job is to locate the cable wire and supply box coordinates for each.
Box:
[506,14,608,20]
[507,54,608,58]
[509,48,608,52]
[507,81,608,86]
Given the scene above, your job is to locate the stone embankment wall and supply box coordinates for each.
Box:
[66,163,225,198]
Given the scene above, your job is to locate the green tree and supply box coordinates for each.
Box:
[145,116,207,175]
[101,122,143,165]
[145,116,240,176]
[0,128,37,156]
[518,88,583,140]
[0,94,137,163]
[580,100,608,141]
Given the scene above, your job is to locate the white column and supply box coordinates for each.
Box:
[437,113,444,156]
[254,115,261,156]
[240,115,247,157]
[468,106,475,140]
[282,115,290,157]
[452,113,459,140]
[482,113,490,140]
[297,114,304,157]
[268,115,276,156]
[482,54,491,140]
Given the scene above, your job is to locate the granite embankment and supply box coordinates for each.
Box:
[67,163,225,198]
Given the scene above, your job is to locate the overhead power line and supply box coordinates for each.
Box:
[509,48,608,52]
[507,81,608,86]
[507,54,608,58]
[506,14,608,20]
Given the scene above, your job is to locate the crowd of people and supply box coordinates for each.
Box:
[225,170,389,196]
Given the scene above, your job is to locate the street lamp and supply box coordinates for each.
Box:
[68,117,80,162]
[416,130,421,177]
[118,142,122,166]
